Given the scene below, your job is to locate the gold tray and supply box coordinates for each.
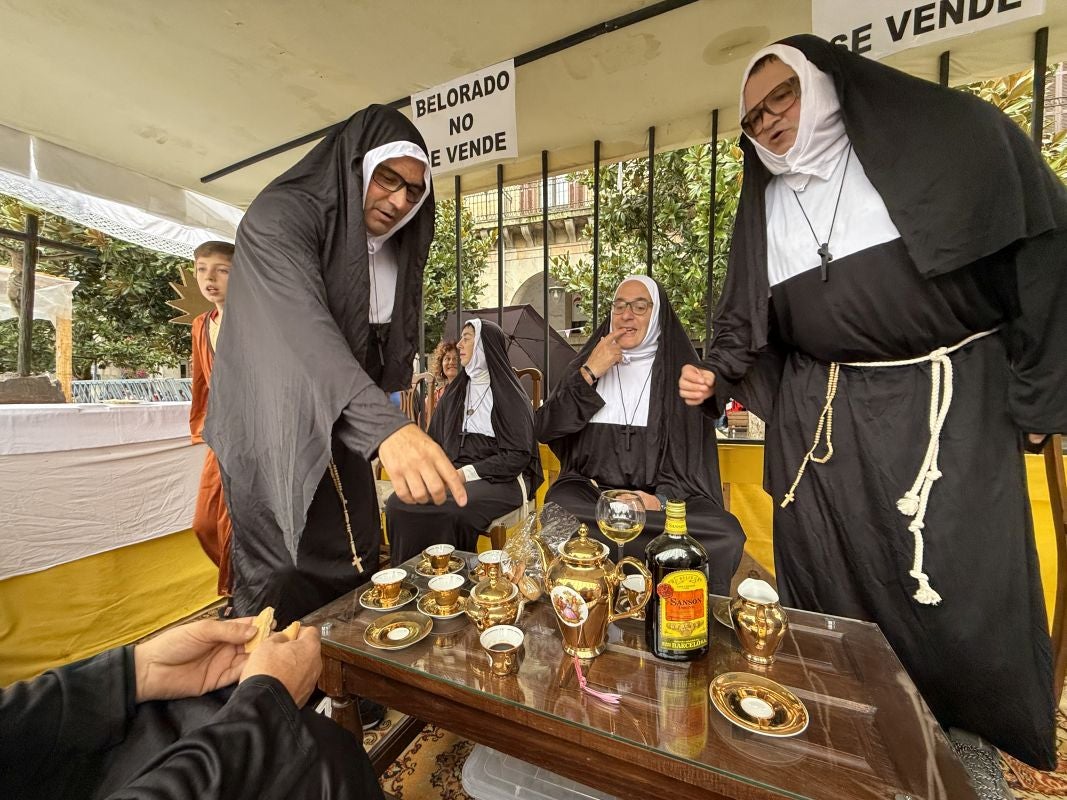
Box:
[713,598,733,628]
[363,611,433,650]
[416,588,470,620]
[359,581,419,611]
[414,555,466,577]
[709,672,809,738]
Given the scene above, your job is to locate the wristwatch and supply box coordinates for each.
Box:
[654,492,668,510]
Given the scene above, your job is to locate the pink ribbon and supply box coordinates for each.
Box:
[572,656,622,704]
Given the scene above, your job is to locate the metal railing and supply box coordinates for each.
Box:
[463,176,592,225]
[72,378,193,403]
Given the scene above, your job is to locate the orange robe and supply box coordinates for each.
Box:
[190,310,232,596]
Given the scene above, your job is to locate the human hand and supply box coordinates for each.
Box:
[134,618,257,703]
[240,625,322,708]
[1028,433,1049,446]
[379,423,467,506]
[584,330,625,380]
[634,490,661,512]
[679,364,716,406]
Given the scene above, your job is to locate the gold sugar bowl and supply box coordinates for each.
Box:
[464,571,522,632]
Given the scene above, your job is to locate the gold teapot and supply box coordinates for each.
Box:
[532,523,653,658]
[464,571,522,632]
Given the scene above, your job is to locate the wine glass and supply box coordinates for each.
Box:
[595,489,646,565]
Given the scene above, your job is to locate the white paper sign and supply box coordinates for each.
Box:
[411,59,517,176]
[812,0,1047,59]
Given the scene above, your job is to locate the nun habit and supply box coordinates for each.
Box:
[706,36,1067,768]
[386,319,543,564]
[537,276,746,594]
[204,105,435,626]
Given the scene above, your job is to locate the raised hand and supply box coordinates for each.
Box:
[379,423,468,506]
[133,618,257,702]
[583,329,626,383]
[240,625,323,708]
[679,364,716,406]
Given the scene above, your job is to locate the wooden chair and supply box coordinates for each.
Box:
[726,409,750,433]
[1045,434,1067,699]
[514,367,543,410]
[399,372,436,430]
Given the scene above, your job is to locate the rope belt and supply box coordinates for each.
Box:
[780,328,998,606]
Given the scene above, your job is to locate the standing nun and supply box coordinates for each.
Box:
[206,105,465,629]
[386,319,543,564]
[538,275,746,594]
[681,35,1066,774]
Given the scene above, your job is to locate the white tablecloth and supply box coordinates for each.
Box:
[0,403,204,580]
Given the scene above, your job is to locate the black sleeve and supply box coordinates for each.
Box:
[1003,228,1067,435]
[107,677,322,800]
[534,369,605,444]
[468,446,532,483]
[1,648,132,798]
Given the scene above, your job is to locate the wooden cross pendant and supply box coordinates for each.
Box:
[818,243,833,282]
[621,424,634,451]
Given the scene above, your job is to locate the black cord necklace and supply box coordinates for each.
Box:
[791,145,852,282]
[460,383,492,446]
[615,364,654,451]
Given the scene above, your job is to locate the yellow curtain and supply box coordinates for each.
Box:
[0,529,218,686]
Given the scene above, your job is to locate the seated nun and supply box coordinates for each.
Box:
[387,319,542,564]
[536,275,746,593]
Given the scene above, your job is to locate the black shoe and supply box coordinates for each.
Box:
[948,729,1015,800]
[358,698,386,731]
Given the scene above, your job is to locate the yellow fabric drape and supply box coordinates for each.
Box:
[718,444,1064,627]
[0,529,218,686]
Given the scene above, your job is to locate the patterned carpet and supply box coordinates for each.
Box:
[367,699,1067,800]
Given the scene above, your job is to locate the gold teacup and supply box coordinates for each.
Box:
[479,624,524,676]
[477,549,505,582]
[424,543,456,574]
[427,573,464,613]
[371,568,406,606]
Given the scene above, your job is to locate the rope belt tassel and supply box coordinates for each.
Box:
[779,329,997,607]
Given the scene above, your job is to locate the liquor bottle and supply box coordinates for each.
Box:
[644,500,710,661]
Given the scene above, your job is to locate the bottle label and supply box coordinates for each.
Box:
[656,569,708,652]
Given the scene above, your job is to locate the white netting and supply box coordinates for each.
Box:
[0,170,233,259]
[0,266,77,327]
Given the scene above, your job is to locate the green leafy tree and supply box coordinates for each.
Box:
[0,197,189,378]
[422,198,490,349]
[552,140,744,341]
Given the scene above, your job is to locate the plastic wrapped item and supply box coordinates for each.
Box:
[462,744,618,800]
[502,502,580,599]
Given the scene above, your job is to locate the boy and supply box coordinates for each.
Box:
[189,240,235,598]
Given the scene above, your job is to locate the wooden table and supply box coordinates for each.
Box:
[308,553,976,800]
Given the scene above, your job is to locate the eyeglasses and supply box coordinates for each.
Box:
[611,298,652,316]
[740,77,801,137]
[371,166,425,204]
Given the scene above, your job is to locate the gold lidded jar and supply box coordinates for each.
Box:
[464,571,522,632]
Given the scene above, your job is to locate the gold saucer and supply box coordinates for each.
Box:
[363,611,433,650]
[414,555,466,577]
[713,599,733,628]
[416,589,470,620]
[709,672,809,738]
[359,581,419,611]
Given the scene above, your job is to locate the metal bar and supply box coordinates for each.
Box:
[705,110,719,355]
[497,164,504,326]
[646,126,655,276]
[542,150,550,377]
[455,175,462,338]
[17,214,39,376]
[592,140,601,330]
[1032,27,1049,146]
[201,0,699,183]
[0,227,97,256]
[938,51,950,87]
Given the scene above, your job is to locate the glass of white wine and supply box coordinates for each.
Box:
[595,489,646,565]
